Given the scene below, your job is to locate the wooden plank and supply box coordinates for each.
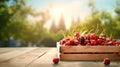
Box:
[0,48,119,67]
[97,61,120,67]
[0,48,36,62]
[0,48,18,54]
[60,54,120,61]
[26,61,99,67]
[0,48,49,67]
[60,46,120,53]
[27,48,57,67]
[27,48,101,67]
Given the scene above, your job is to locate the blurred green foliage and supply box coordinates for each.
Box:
[0,0,120,47]
[69,0,120,39]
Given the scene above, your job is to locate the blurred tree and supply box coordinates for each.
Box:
[101,11,117,38]
[0,0,9,29]
[58,15,66,31]
[0,0,33,46]
[115,0,120,20]
[74,0,103,35]
[114,0,120,38]
[88,0,98,15]
[69,0,110,36]
[54,0,120,43]
[50,20,58,32]
[40,32,57,47]
[21,12,47,46]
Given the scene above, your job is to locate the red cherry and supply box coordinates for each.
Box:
[90,33,96,40]
[106,38,112,43]
[59,32,120,46]
[59,40,65,45]
[103,58,110,65]
[101,42,105,46]
[118,40,120,45]
[70,39,74,45]
[78,36,85,45]
[74,39,80,46]
[53,58,59,64]
[65,41,71,46]
[113,41,119,46]
[97,39,102,45]
[105,38,110,42]
[107,41,113,46]
[96,35,99,40]
[74,32,80,38]
[91,40,97,46]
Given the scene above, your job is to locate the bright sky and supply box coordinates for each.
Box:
[26,0,116,30]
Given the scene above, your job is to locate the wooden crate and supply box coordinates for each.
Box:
[57,42,120,61]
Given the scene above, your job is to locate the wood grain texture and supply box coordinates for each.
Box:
[0,48,119,67]
[27,48,57,67]
[58,42,120,61]
[60,54,120,61]
[0,48,18,54]
[97,61,120,67]
[0,48,49,67]
[60,46,120,53]
[0,48,36,62]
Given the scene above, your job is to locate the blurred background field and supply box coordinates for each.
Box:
[0,0,120,47]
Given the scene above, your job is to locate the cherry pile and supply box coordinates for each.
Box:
[59,32,120,46]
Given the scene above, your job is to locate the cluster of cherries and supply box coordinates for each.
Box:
[59,32,120,46]
[53,32,116,65]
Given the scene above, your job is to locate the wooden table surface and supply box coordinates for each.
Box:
[0,47,120,67]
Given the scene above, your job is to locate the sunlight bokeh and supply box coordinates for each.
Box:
[44,0,89,30]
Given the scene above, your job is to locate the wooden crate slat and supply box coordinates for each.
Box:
[60,54,120,61]
[57,42,120,61]
[60,46,120,53]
